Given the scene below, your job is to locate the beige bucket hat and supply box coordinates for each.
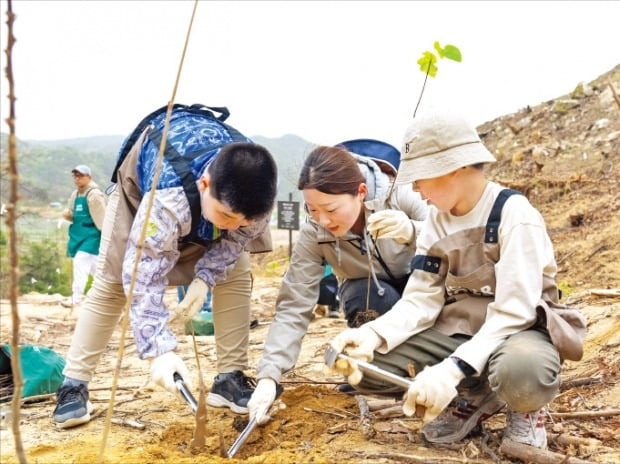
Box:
[395,112,496,185]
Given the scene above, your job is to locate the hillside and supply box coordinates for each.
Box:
[0,132,314,205]
[480,64,620,291]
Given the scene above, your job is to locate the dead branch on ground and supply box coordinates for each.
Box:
[500,438,596,464]
[549,408,620,419]
[355,395,375,439]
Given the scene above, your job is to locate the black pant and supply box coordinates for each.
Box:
[317,273,339,309]
[339,275,408,327]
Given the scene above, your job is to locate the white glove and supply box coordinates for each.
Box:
[248,378,277,425]
[149,351,193,397]
[169,278,208,323]
[402,358,465,423]
[327,326,382,385]
[367,210,414,244]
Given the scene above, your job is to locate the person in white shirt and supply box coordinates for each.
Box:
[327,111,586,449]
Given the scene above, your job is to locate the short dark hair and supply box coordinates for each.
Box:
[297,146,365,195]
[208,142,277,219]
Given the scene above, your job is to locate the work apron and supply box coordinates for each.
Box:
[67,192,101,257]
[424,189,586,362]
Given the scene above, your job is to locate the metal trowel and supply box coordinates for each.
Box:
[227,382,284,458]
[324,345,426,417]
[174,372,198,413]
[324,345,416,389]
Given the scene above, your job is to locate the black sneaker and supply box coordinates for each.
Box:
[53,384,94,429]
[327,305,340,318]
[206,371,256,414]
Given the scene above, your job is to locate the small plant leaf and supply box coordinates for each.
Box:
[417,51,438,77]
[442,44,462,62]
[433,41,445,58]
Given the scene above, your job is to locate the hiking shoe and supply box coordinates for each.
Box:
[327,306,340,318]
[337,383,356,394]
[503,407,548,449]
[53,384,94,429]
[422,383,506,444]
[206,371,256,414]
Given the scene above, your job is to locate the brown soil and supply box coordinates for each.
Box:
[1,67,619,463]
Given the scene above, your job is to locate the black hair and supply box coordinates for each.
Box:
[207,142,277,219]
[298,146,365,195]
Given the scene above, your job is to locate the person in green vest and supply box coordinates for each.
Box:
[61,165,106,308]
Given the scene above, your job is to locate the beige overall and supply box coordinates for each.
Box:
[63,130,271,381]
[359,190,586,412]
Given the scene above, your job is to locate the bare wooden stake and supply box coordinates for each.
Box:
[96,2,200,462]
[190,330,206,451]
[4,1,27,462]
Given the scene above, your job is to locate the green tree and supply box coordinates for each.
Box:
[18,239,71,296]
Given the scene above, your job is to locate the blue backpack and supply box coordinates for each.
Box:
[337,139,400,176]
[111,104,249,245]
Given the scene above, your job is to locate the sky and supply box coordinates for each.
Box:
[0,0,618,148]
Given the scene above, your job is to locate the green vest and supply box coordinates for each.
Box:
[67,190,101,257]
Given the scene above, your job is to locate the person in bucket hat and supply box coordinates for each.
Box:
[328,111,586,449]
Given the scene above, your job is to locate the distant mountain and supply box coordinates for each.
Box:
[250,134,316,202]
[30,135,125,153]
[0,133,120,203]
[0,132,315,205]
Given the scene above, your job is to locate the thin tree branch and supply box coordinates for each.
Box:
[4,0,27,462]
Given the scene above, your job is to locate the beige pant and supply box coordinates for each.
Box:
[63,189,252,382]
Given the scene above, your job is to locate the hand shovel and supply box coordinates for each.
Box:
[174,372,198,413]
[324,345,426,417]
[227,383,284,458]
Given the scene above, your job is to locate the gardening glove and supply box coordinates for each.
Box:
[248,378,277,425]
[149,351,193,397]
[169,278,208,323]
[327,326,382,385]
[402,358,464,423]
[367,210,414,244]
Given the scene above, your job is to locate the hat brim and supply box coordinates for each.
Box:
[395,142,496,185]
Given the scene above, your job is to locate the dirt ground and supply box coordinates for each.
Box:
[1,67,619,463]
[0,248,619,464]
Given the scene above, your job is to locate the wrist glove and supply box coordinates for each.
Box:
[367,210,414,244]
[402,358,464,423]
[149,351,192,397]
[169,278,208,323]
[326,326,382,385]
[248,378,277,425]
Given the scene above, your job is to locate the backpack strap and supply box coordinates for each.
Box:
[484,188,522,244]
[146,129,206,244]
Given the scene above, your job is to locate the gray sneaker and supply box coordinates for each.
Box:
[422,382,506,444]
[53,384,94,429]
[206,371,256,414]
[503,407,548,449]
